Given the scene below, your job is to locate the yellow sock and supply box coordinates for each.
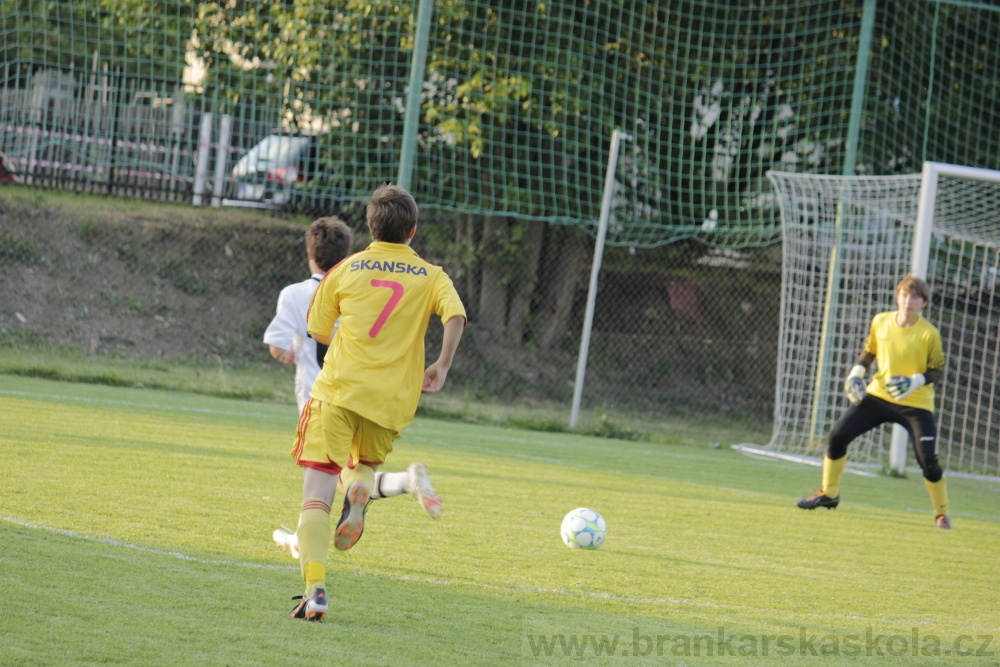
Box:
[924,477,949,517]
[340,463,376,495]
[297,499,331,595]
[822,455,847,498]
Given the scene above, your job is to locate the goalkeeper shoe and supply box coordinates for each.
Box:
[796,491,840,510]
[272,526,299,559]
[334,481,370,551]
[408,462,443,519]
[935,514,952,530]
[290,588,328,621]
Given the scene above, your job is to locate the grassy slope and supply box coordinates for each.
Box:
[0,342,771,446]
[2,185,773,445]
[1,374,998,665]
[0,341,298,402]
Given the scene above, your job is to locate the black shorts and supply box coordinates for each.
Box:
[828,395,941,479]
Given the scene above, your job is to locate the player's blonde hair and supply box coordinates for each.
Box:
[367,184,418,243]
[896,273,930,302]
[307,217,353,271]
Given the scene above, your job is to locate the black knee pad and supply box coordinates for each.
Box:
[923,461,943,483]
[826,438,849,461]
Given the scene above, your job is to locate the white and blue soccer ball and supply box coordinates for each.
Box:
[560,507,607,549]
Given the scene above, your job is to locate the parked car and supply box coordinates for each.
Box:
[0,151,21,183]
[223,132,347,212]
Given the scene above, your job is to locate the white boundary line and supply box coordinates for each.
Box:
[4,515,999,631]
[731,443,1000,482]
[731,444,879,477]
[1,516,296,571]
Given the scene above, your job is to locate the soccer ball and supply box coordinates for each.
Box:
[560,507,606,549]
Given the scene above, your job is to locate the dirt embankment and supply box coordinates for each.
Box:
[0,190,574,408]
[0,190,312,360]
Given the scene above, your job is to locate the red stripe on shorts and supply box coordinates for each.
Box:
[291,400,313,462]
[300,459,343,475]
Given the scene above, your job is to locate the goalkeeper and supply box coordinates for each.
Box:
[797,275,951,529]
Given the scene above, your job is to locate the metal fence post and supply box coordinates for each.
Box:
[396,0,434,190]
[211,114,232,207]
[192,112,212,206]
[570,129,630,428]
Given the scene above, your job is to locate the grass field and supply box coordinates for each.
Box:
[2,374,999,665]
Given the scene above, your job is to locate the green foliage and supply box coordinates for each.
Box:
[0,327,42,346]
[189,0,885,241]
[113,243,141,272]
[1,0,195,84]
[0,233,39,264]
[75,218,110,244]
[157,254,205,295]
[102,286,141,314]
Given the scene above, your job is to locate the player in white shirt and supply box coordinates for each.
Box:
[263,217,353,412]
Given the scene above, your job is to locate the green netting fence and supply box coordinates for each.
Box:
[3,0,999,247]
[1,0,999,430]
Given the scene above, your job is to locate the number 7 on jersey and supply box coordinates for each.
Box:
[369,280,404,338]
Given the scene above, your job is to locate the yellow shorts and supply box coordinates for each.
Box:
[291,398,398,474]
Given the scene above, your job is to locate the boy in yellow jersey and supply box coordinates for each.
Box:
[797,275,951,529]
[266,217,447,560]
[288,184,467,621]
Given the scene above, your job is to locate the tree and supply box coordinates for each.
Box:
[1,0,194,87]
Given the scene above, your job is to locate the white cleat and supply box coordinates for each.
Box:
[408,462,443,519]
[272,526,300,559]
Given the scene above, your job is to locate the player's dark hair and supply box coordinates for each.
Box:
[896,274,930,302]
[366,184,418,243]
[306,217,353,271]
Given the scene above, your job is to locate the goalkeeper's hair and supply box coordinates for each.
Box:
[895,273,930,302]
[307,217,354,271]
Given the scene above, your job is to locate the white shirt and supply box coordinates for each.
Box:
[263,274,328,412]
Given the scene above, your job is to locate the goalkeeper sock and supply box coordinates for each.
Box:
[924,477,949,517]
[297,499,331,595]
[340,463,376,496]
[822,455,847,498]
[371,471,409,499]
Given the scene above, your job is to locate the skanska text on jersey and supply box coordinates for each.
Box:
[349,259,429,276]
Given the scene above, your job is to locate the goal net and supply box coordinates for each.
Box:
[765,164,1000,478]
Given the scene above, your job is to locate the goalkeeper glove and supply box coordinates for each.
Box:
[844,365,867,406]
[886,374,925,401]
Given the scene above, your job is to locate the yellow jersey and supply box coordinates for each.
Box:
[863,311,945,411]
[307,241,467,431]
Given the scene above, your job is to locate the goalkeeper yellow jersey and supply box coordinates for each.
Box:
[307,241,466,431]
[863,311,945,411]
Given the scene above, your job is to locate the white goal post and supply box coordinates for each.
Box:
[764,162,1000,478]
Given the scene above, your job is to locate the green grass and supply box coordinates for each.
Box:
[0,340,771,446]
[0,183,313,226]
[2,374,999,665]
[0,341,296,403]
